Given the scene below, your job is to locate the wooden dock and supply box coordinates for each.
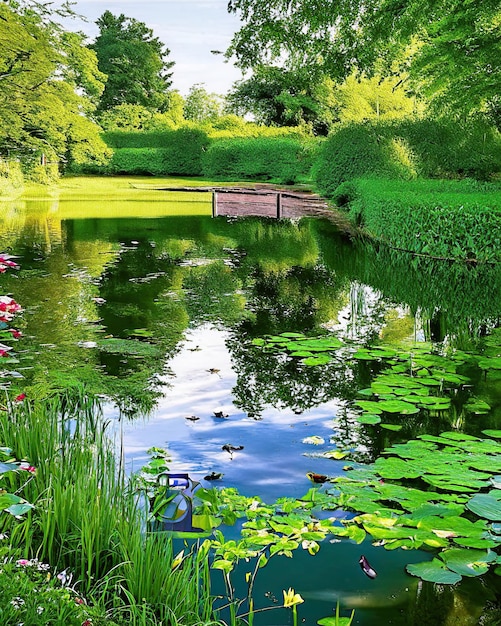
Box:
[154,185,358,236]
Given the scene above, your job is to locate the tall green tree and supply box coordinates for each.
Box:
[227,65,337,134]
[227,0,501,117]
[91,11,174,114]
[183,83,223,123]
[0,2,109,171]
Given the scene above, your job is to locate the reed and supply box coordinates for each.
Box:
[0,394,220,625]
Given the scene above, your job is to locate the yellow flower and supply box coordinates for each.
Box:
[283,588,304,608]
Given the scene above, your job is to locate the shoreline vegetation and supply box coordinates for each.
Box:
[3,115,500,263]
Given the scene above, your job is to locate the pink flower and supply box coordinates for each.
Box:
[16,559,30,566]
[15,393,26,402]
[74,597,85,605]
[0,350,8,357]
[9,329,22,339]
[19,461,36,473]
[82,620,92,626]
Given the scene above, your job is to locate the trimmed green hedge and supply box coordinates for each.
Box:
[103,128,210,176]
[314,118,501,198]
[202,137,318,183]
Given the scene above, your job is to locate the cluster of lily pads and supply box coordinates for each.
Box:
[252,331,492,428]
[246,331,501,583]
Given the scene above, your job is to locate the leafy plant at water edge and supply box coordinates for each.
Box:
[327,432,501,583]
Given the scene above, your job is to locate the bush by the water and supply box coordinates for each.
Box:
[314,118,501,198]
[105,128,210,176]
[202,136,318,183]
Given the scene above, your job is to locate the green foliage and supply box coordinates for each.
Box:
[315,118,501,198]
[343,177,501,262]
[91,11,174,114]
[184,83,224,123]
[202,136,317,183]
[0,3,108,175]
[227,65,338,135]
[104,128,210,175]
[227,0,500,118]
[106,148,169,175]
[0,159,24,197]
[0,555,113,626]
[314,122,415,197]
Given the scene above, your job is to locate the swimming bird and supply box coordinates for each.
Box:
[306,472,328,484]
[359,555,377,579]
[213,411,229,418]
[204,471,224,481]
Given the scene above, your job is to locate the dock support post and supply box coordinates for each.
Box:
[212,191,218,217]
[276,192,282,218]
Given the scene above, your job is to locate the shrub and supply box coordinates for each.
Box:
[313,122,415,197]
[314,118,501,199]
[202,136,318,183]
[345,177,501,262]
[103,128,210,176]
[106,148,166,175]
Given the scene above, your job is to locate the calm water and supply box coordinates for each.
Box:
[2,179,501,625]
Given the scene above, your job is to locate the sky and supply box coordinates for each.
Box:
[64,0,245,96]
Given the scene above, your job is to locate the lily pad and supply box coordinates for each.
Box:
[440,548,496,577]
[466,492,501,521]
[483,430,501,439]
[380,424,403,431]
[406,559,462,584]
[302,436,325,446]
[357,414,382,425]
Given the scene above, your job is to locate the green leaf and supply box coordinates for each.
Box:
[356,414,381,425]
[406,559,462,584]
[380,424,403,431]
[466,492,501,521]
[440,548,496,577]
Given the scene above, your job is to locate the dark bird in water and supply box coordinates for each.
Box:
[204,471,223,481]
[222,444,244,456]
[185,415,200,421]
[306,472,328,484]
[213,411,229,418]
[207,368,221,375]
[359,555,377,579]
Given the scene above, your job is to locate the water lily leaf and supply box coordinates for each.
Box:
[380,424,403,431]
[352,349,374,360]
[357,414,381,425]
[465,398,491,414]
[302,436,325,446]
[466,493,501,521]
[440,548,496,577]
[478,357,501,370]
[374,457,421,479]
[406,559,462,584]
[377,399,420,414]
[318,616,354,626]
[354,401,383,414]
[302,354,331,366]
[417,397,451,410]
[320,450,347,460]
[280,332,306,338]
[290,351,314,358]
[453,538,500,549]
[490,476,501,489]
[483,430,501,439]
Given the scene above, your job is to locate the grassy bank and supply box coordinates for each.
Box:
[332,177,501,262]
[0,395,218,625]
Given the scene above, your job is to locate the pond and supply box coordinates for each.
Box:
[1,177,501,625]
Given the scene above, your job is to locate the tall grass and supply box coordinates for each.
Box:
[0,393,219,625]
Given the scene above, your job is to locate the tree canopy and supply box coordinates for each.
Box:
[91,11,175,114]
[227,0,501,117]
[0,1,109,170]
